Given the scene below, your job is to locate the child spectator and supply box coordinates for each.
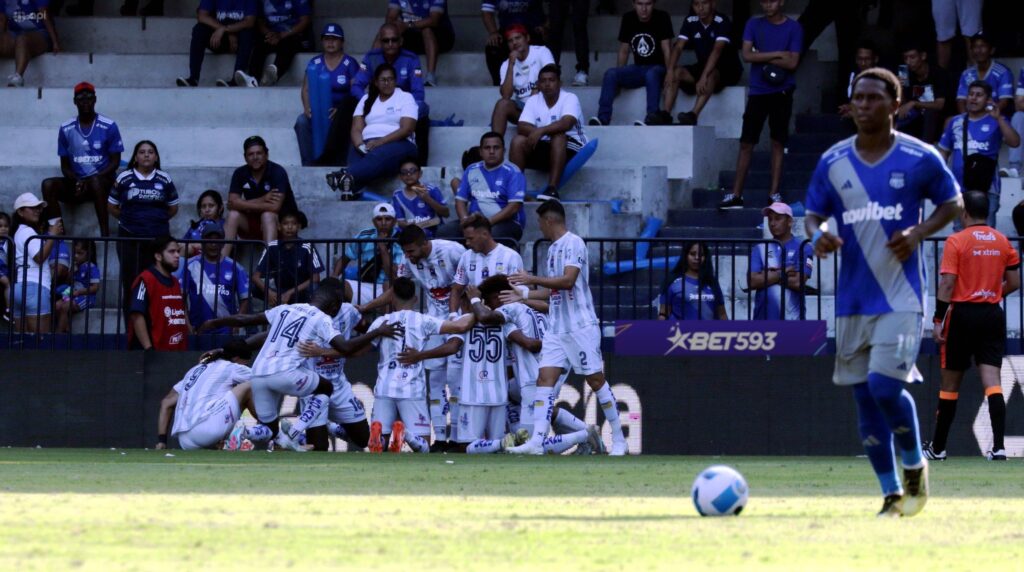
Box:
[176,0,259,87]
[0,0,61,87]
[47,237,71,293]
[176,221,250,334]
[657,241,727,320]
[252,210,324,306]
[55,239,100,333]
[181,189,226,258]
[391,159,449,237]
[248,0,312,86]
[11,192,62,333]
[0,211,11,320]
[385,0,455,86]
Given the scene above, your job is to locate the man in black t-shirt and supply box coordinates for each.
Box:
[223,136,299,255]
[660,0,742,126]
[895,44,952,144]
[588,0,673,126]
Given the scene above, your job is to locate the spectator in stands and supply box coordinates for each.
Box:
[11,192,62,333]
[0,211,10,320]
[896,43,951,144]
[331,202,403,305]
[54,239,99,333]
[384,0,455,86]
[354,24,431,166]
[748,202,812,320]
[176,0,258,88]
[933,0,982,70]
[795,0,863,93]
[128,235,189,351]
[837,40,878,121]
[48,237,71,292]
[438,131,525,242]
[118,0,164,16]
[589,0,673,127]
[510,64,587,202]
[491,25,555,137]
[295,23,360,167]
[41,82,124,238]
[956,32,1014,116]
[657,240,727,320]
[222,135,299,253]
[1010,66,1024,177]
[248,0,312,86]
[481,0,547,86]
[252,209,323,306]
[176,221,250,334]
[659,0,742,126]
[336,64,419,195]
[718,0,801,210]
[391,158,449,237]
[181,189,225,258]
[547,0,591,86]
[0,0,60,87]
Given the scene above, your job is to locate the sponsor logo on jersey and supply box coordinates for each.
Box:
[841,201,904,225]
[971,230,997,242]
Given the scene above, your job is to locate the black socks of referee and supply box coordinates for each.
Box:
[987,388,1006,452]
[932,391,958,454]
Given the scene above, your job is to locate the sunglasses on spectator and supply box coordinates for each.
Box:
[381,37,400,44]
[399,168,420,175]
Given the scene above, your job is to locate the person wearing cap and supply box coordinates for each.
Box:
[41,82,124,238]
[10,192,62,333]
[295,23,360,166]
[481,0,547,86]
[332,202,404,305]
[491,25,555,137]
[252,209,324,307]
[248,0,312,87]
[222,135,299,254]
[176,0,258,87]
[383,0,455,87]
[955,32,1015,116]
[0,0,60,87]
[175,220,251,335]
[748,201,813,321]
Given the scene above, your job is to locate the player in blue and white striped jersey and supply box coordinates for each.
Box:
[450,213,523,313]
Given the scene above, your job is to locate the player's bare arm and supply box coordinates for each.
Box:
[156,388,179,450]
[331,320,402,355]
[357,288,394,314]
[470,297,505,325]
[510,266,577,292]
[508,329,541,353]
[197,311,269,333]
[933,273,956,345]
[887,199,961,262]
[498,287,550,312]
[804,214,843,259]
[397,337,463,365]
[440,313,475,334]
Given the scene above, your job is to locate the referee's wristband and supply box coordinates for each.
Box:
[933,300,950,323]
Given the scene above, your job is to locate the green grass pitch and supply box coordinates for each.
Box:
[1,449,1022,570]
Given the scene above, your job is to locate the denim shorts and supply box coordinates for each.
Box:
[13,282,52,317]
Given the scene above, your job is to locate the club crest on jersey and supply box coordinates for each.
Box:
[889,171,906,189]
[495,263,505,273]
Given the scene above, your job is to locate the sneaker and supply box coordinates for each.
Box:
[215,78,232,87]
[537,187,560,202]
[175,76,198,87]
[633,119,647,126]
[718,193,744,210]
[368,420,384,453]
[429,440,448,453]
[573,440,593,455]
[768,192,784,204]
[900,461,928,517]
[572,70,589,86]
[424,72,437,87]
[260,64,278,87]
[6,73,24,87]
[587,116,604,126]
[513,428,530,446]
[587,424,607,455]
[921,441,946,461]
[388,421,405,453]
[1000,167,1020,178]
[234,70,258,88]
[274,428,307,452]
[877,494,903,518]
[501,432,518,451]
[224,420,246,451]
[986,449,1007,461]
[639,110,672,126]
[506,440,544,455]
[609,439,628,456]
[676,111,698,126]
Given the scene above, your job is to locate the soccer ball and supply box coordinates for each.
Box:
[691,465,749,517]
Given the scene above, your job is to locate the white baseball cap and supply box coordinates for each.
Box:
[762,202,793,218]
[373,202,396,219]
[13,192,46,211]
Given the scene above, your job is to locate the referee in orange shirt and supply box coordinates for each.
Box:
[925,191,1021,461]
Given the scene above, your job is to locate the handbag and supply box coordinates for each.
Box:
[961,115,997,192]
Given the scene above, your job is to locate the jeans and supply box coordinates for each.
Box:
[294,96,357,166]
[597,65,666,123]
[188,22,255,82]
[346,138,418,191]
[1010,111,1024,169]
[547,0,590,73]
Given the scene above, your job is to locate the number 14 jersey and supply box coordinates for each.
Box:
[252,303,338,377]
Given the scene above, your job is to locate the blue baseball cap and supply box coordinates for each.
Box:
[201,220,225,238]
[322,23,344,39]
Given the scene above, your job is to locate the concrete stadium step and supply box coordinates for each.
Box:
[749,151,822,172]
[718,171,813,193]
[668,207,762,228]
[658,226,763,240]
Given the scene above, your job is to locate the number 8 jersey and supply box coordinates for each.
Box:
[252,303,338,377]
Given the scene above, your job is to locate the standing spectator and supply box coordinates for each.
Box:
[491,25,554,137]
[385,0,455,87]
[0,211,11,320]
[252,210,323,306]
[657,241,727,320]
[955,32,1014,116]
[547,0,591,86]
[331,203,404,305]
[748,202,813,320]
[510,64,587,202]
[589,0,673,127]
[176,0,259,88]
[660,0,743,126]
[41,82,124,237]
[437,132,525,243]
[176,221,250,335]
[391,159,449,237]
[295,23,360,167]
[1009,65,1024,177]
[248,0,312,86]
[54,239,100,334]
[222,135,298,252]
[837,41,878,121]
[481,0,547,86]
[11,192,61,333]
[796,0,864,92]
[128,235,189,351]
[181,189,225,258]
[0,0,60,87]
[718,0,802,210]
[933,0,982,70]
[353,24,431,166]
[896,43,952,144]
[938,81,1020,228]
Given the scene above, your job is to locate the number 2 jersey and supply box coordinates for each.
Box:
[171,360,253,436]
[370,309,444,399]
[496,302,546,390]
[252,303,338,377]
[545,231,598,333]
[457,322,519,406]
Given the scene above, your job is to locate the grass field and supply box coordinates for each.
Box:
[1,450,1022,571]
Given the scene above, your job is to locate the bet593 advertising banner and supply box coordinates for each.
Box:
[614,320,829,356]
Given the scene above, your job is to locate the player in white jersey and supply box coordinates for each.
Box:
[198,278,399,452]
[450,214,525,310]
[506,200,628,455]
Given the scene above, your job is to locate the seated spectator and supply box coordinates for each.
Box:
[331,202,404,305]
[223,135,299,252]
[896,43,951,144]
[491,25,555,137]
[837,40,878,121]
[384,0,454,86]
[11,192,62,333]
[547,0,591,86]
[748,202,812,320]
[181,189,226,258]
[48,237,71,291]
[295,23,360,167]
[956,32,1014,116]
[118,0,164,16]
[0,0,60,87]
[0,211,10,319]
[248,0,312,86]
[252,210,323,306]
[55,239,100,334]
[1008,66,1024,177]
[128,235,188,351]
[482,0,547,86]
[657,241,727,320]
[659,0,742,126]
[41,83,124,237]
[933,0,981,70]
[589,0,672,127]
[175,221,251,334]
[391,159,449,237]
[176,0,258,87]
[354,24,431,166]
[437,131,525,243]
[510,64,587,202]
[336,64,419,195]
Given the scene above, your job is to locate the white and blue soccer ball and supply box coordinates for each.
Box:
[691,465,749,517]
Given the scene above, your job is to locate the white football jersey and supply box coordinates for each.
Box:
[396,239,466,317]
[453,243,523,287]
[498,302,547,389]
[371,309,444,399]
[252,304,338,377]
[309,303,362,385]
[171,361,252,436]
[545,232,598,334]
[458,322,518,406]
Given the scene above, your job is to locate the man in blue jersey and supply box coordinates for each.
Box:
[248,0,312,86]
[748,201,812,320]
[385,0,454,87]
[175,221,250,335]
[805,67,961,517]
[955,32,1014,116]
[294,23,360,166]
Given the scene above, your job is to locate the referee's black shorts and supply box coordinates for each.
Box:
[941,302,1006,371]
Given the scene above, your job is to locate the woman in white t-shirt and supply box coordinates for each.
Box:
[342,63,419,192]
[11,192,62,333]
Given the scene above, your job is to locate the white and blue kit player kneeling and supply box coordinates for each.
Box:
[805,67,962,517]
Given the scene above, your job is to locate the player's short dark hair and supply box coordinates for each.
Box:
[963,191,991,220]
[536,199,566,221]
[152,235,176,255]
[968,80,993,98]
[392,276,417,301]
[461,212,492,232]
[220,339,253,361]
[851,67,901,102]
[398,224,428,246]
[538,63,561,79]
[319,277,345,296]
[479,274,512,299]
[311,279,343,306]
[479,131,504,147]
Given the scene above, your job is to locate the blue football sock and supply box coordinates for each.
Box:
[853,383,902,496]
[867,373,924,469]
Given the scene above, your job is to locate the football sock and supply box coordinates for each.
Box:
[244,424,272,443]
[553,407,587,434]
[932,391,958,453]
[543,429,589,454]
[448,398,460,443]
[404,433,430,453]
[867,373,923,469]
[428,369,448,440]
[290,394,328,439]
[467,439,503,454]
[986,387,1006,451]
[595,382,625,442]
[853,383,901,496]
[327,421,349,440]
[528,386,555,445]
[507,402,522,432]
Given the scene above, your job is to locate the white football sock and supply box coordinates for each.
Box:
[290,394,328,438]
[553,408,587,434]
[467,439,503,454]
[448,397,460,443]
[326,422,347,440]
[543,429,589,454]
[528,386,555,445]
[428,369,448,439]
[595,382,625,442]
[404,433,430,453]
